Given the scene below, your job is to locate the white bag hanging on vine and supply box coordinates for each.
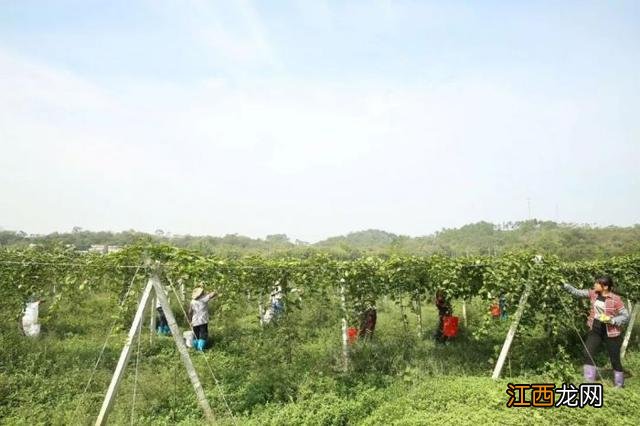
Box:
[22,301,41,337]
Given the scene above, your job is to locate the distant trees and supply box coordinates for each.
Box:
[0,220,639,260]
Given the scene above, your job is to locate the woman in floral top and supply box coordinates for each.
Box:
[188,286,219,351]
[563,276,629,387]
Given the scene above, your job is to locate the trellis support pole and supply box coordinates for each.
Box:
[492,283,531,379]
[621,300,637,359]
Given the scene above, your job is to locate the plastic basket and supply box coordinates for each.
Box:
[490,304,501,318]
[347,327,359,344]
[442,315,459,337]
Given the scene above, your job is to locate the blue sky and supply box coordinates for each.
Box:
[0,1,638,241]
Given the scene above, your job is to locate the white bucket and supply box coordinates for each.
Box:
[183,330,194,348]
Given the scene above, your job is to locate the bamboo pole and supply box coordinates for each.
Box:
[149,296,156,344]
[621,300,637,359]
[340,282,349,371]
[491,283,531,380]
[462,300,468,328]
[151,272,214,423]
[416,295,423,337]
[258,291,265,326]
[96,280,154,426]
[150,297,157,331]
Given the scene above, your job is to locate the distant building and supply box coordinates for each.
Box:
[88,244,108,254]
[87,244,122,254]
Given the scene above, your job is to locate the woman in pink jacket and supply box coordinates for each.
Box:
[563,276,629,387]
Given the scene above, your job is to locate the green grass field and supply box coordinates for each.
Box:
[1,293,638,425]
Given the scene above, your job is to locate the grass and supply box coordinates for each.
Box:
[1,293,639,425]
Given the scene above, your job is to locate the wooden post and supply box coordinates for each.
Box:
[491,284,531,380]
[258,290,265,327]
[415,295,423,337]
[462,300,468,328]
[340,282,349,371]
[149,295,157,344]
[151,272,214,423]
[150,297,157,332]
[621,301,637,359]
[95,280,154,426]
[179,279,185,302]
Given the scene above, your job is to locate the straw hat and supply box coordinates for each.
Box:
[192,287,204,300]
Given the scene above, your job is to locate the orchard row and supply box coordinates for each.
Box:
[1,244,638,334]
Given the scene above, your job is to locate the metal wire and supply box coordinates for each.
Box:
[0,260,142,268]
[131,312,143,425]
[71,265,143,418]
[555,286,605,382]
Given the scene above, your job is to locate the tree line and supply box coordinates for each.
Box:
[1,219,639,260]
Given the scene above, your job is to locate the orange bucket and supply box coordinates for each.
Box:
[490,304,501,318]
[443,316,459,337]
[347,327,359,344]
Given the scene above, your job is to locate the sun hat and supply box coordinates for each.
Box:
[192,287,204,300]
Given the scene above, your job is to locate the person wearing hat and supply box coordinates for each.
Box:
[188,286,218,351]
[562,276,629,387]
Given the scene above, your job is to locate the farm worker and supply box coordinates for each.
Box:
[270,284,284,315]
[20,296,44,337]
[188,286,219,351]
[499,292,507,320]
[562,276,629,387]
[155,286,171,335]
[434,290,452,343]
[359,301,377,339]
[262,284,284,325]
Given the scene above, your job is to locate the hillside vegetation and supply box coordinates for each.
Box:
[2,220,639,260]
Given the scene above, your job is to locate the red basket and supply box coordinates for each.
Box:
[443,315,459,337]
[347,327,359,344]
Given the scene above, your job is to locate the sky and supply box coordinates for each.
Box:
[0,0,638,242]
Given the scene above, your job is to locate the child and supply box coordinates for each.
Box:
[188,286,218,351]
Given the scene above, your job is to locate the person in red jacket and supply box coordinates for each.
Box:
[563,276,629,387]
